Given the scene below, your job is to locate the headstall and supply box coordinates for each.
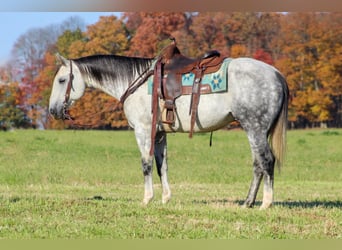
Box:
[62,60,74,120]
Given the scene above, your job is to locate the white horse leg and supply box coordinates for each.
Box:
[134,129,154,205]
[242,152,263,208]
[257,139,275,210]
[243,131,275,209]
[261,173,274,210]
[141,157,154,204]
[154,131,171,204]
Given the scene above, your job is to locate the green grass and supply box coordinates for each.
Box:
[0,129,341,239]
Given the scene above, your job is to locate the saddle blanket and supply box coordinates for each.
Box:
[147,58,232,95]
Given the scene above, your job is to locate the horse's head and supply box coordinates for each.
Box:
[49,54,85,120]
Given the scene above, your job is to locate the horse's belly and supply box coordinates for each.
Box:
[165,94,234,132]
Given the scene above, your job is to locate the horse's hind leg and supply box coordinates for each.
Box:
[243,131,275,209]
[154,131,171,204]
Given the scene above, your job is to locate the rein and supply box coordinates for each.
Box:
[120,65,154,104]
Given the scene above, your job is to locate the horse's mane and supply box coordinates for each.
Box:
[73,55,153,85]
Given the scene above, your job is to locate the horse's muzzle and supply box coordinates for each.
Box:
[49,106,73,120]
[49,106,60,119]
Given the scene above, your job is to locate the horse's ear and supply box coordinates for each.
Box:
[55,53,68,66]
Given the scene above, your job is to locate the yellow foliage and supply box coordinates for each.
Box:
[230,44,247,58]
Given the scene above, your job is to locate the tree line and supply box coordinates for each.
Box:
[0,12,341,130]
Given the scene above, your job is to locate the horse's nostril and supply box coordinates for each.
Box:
[49,108,56,115]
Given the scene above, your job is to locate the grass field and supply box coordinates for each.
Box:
[0,129,341,239]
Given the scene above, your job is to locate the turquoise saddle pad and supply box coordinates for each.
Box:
[147,58,232,95]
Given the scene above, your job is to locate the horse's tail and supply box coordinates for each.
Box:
[269,72,289,171]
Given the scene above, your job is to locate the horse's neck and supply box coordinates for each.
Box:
[85,77,129,101]
[82,63,151,101]
[79,68,130,99]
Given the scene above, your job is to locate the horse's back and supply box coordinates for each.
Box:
[229,57,283,84]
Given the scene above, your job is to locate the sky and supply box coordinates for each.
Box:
[0,12,120,66]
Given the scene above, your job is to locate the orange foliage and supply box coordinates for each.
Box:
[68,15,128,58]
[125,12,187,57]
[230,44,247,58]
[274,13,342,126]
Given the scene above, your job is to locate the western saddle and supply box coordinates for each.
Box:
[120,38,226,156]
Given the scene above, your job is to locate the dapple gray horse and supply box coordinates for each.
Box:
[49,53,288,209]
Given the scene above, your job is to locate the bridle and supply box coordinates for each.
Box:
[62,60,74,120]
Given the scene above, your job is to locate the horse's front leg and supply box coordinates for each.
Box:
[135,129,154,205]
[154,131,171,204]
[141,156,154,205]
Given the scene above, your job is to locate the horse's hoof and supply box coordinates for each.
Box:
[259,203,272,210]
[162,194,171,204]
[241,201,254,209]
[143,196,153,205]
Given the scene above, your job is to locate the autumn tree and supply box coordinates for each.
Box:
[125,12,188,57]
[230,44,248,58]
[188,12,228,57]
[67,15,128,58]
[11,16,85,81]
[253,48,274,65]
[56,29,84,58]
[0,82,29,130]
[315,12,342,126]
[188,12,281,58]
[255,13,281,57]
[274,13,342,128]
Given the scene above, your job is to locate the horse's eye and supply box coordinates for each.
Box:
[59,78,66,84]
